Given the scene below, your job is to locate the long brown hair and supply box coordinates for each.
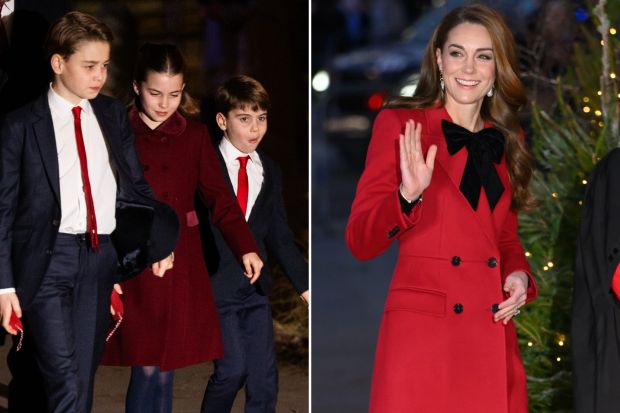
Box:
[388,4,534,211]
[133,43,200,118]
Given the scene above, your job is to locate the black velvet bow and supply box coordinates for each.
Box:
[441,119,505,211]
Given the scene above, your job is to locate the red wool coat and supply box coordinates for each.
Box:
[346,107,538,413]
[102,109,257,371]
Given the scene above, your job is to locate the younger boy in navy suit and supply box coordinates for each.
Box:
[201,75,309,413]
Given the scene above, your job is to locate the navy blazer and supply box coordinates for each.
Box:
[201,145,308,301]
[0,93,179,308]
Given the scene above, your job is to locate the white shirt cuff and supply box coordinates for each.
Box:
[0,288,16,294]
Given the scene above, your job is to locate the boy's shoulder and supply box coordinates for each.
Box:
[256,150,281,176]
[90,93,126,113]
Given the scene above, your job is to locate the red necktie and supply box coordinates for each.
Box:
[71,106,99,251]
[236,156,250,217]
[612,264,620,300]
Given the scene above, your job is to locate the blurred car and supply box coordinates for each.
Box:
[313,0,538,168]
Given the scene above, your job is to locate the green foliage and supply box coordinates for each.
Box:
[517,2,619,411]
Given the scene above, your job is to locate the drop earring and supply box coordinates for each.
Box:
[487,86,494,97]
[440,72,445,92]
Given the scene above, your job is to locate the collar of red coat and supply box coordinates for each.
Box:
[423,104,494,137]
[129,106,187,136]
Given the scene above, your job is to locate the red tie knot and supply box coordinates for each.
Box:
[237,155,250,169]
[72,106,82,121]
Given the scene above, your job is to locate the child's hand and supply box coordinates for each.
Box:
[242,252,263,284]
[301,290,310,306]
[0,292,22,335]
[151,253,174,277]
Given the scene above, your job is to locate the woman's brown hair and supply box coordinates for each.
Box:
[388,4,534,211]
[133,43,200,118]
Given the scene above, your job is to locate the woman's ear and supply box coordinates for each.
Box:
[435,48,443,72]
[132,81,140,96]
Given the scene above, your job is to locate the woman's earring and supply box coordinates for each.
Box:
[487,86,494,97]
[440,72,445,92]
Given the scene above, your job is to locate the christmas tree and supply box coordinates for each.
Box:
[517,0,619,411]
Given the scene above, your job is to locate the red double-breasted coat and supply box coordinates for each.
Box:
[346,107,537,413]
[102,109,257,371]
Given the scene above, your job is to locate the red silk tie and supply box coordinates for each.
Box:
[612,263,620,300]
[236,156,250,217]
[71,106,99,251]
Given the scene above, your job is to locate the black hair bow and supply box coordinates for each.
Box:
[441,119,505,211]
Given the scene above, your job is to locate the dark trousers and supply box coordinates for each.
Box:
[9,234,117,413]
[201,286,277,413]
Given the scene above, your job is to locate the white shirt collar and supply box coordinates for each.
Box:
[47,83,92,116]
[1,1,14,19]
[219,136,259,164]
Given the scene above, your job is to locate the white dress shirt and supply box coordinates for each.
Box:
[1,0,14,42]
[219,137,264,221]
[48,85,117,234]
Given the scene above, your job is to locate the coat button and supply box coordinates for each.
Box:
[161,137,168,143]
[614,248,619,254]
[45,248,53,255]
[491,303,499,313]
[52,219,60,226]
[487,257,497,268]
[453,303,463,314]
[162,165,168,171]
[451,256,461,266]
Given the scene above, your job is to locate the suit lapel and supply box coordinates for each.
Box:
[248,154,268,224]
[32,95,61,205]
[90,97,129,188]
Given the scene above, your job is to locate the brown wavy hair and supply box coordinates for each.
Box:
[387,4,534,211]
[133,43,200,118]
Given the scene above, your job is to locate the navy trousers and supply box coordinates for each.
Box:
[201,286,277,413]
[12,234,117,413]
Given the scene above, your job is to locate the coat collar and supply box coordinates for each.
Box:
[421,105,511,245]
[129,106,187,136]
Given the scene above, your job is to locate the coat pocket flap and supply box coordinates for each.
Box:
[385,287,446,317]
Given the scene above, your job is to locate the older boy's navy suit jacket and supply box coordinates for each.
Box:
[0,93,179,309]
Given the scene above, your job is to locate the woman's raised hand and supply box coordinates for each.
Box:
[399,119,437,199]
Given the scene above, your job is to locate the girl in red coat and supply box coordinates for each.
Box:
[346,5,538,413]
[101,43,263,413]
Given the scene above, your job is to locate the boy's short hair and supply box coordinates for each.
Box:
[45,11,114,60]
[215,75,271,115]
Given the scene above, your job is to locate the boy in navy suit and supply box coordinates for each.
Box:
[201,75,309,413]
[0,11,178,412]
